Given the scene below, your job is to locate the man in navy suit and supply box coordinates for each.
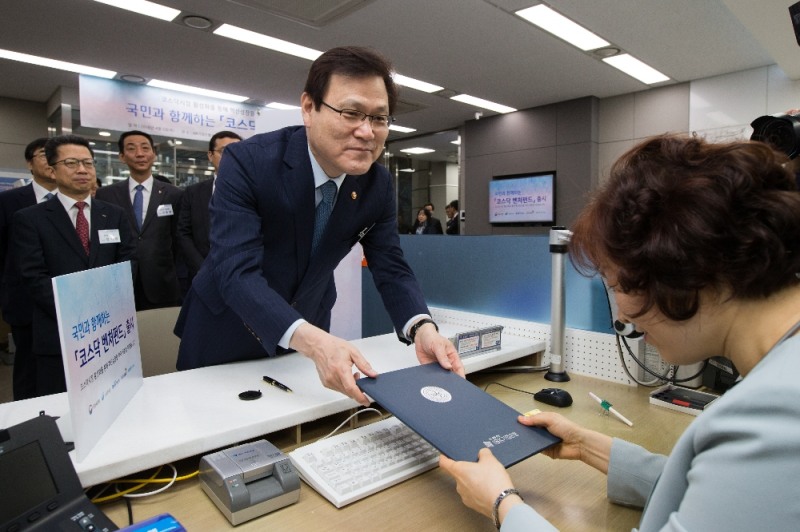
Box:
[175,46,462,405]
[177,131,242,282]
[95,131,183,310]
[445,200,460,235]
[0,138,59,399]
[13,135,135,396]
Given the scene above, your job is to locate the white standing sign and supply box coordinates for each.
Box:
[53,261,142,461]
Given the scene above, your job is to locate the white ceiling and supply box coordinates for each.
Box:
[1,0,797,162]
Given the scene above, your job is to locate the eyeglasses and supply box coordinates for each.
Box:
[321,101,394,129]
[52,158,96,170]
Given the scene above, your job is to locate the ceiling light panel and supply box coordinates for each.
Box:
[602,54,669,84]
[389,125,417,133]
[266,102,301,109]
[392,74,443,93]
[0,49,116,78]
[401,147,435,154]
[516,4,609,51]
[91,0,180,21]
[147,79,249,102]
[214,24,322,61]
[450,94,516,114]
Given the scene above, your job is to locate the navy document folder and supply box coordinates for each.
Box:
[357,363,561,467]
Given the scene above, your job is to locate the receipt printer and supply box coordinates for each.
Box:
[199,439,300,525]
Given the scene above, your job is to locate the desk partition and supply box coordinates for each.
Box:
[362,235,612,337]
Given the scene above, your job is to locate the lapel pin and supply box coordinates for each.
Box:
[351,191,357,200]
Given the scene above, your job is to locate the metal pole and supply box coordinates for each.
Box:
[546,226,572,382]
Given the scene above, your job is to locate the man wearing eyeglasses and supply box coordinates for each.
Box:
[0,138,58,399]
[12,135,135,396]
[175,46,462,405]
[177,131,242,283]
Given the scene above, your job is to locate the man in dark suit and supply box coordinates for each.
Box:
[13,135,136,396]
[175,46,462,405]
[445,199,460,235]
[177,131,242,282]
[423,202,444,234]
[0,138,59,399]
[95,130,183,310]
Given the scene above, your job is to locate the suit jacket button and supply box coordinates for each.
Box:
[291,301,297,307]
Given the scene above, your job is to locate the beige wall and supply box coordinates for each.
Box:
[0,97,48,171]
[598,83,690,185]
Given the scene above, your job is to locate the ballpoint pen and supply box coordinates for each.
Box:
[588,392,633,427]
[263,375,293,393]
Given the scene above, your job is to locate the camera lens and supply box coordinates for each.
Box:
[750,113,800,159]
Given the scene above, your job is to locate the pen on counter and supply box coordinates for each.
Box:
[588,392,633,427]
[263,375,293,393]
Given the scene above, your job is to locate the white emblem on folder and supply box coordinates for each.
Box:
[420,386,452,403]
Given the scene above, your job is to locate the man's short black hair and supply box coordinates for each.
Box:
[304,46,398,115]
[24,137,49,161]
[208,131,243,153]
[44,135,94,165]
[118,130,155,153]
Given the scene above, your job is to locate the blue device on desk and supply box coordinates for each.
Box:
[199,439,300,525]
[118,514,185,531]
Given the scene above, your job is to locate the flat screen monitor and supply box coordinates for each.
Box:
[489,172,555,226]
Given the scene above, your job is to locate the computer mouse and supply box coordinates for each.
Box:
[534,388,573,408]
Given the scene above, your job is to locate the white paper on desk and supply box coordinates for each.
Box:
[53,261,143,461]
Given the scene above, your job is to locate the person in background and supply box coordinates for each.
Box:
[13,135,135,396]
[396,210,411,235]
[411,207,442,235]
[423,201,443,233]
[174,46,462,405]
[96,130,183,310]
[177,131,242,283]
[0,138,58,400]
[445,199,459,235]
[440,134,800,530]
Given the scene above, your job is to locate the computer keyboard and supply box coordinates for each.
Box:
[288,416,440,508]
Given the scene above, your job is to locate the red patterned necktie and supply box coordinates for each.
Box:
[75,201,90,255]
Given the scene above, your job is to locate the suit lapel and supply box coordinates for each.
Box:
[326,175,361,244]
[199,179,213,228]
[141,180,163,232]
[44,198,88,265]
[20,184,36,208]
[114,180,138,232]
[298,174,363,293]
[88,201,111,266]
[283,130,316,271]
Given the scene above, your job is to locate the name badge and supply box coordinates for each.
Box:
[157,204,174,217]
[98,229,121,244]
